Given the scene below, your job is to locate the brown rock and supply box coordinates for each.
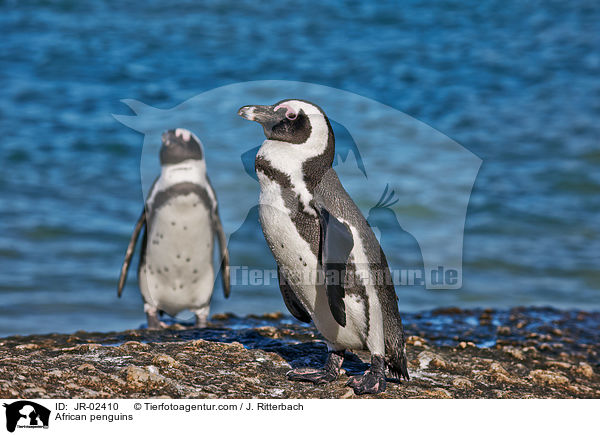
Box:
[530,369,569,387]
[546,361,571,370]
[22,387,46,396]
[572,362,594,379]
[77,363,96,372]
[120,341,150,351]
[0,309,596,399]
[452,377,473,389]
[488,362,517,384]
[406,335,427,346]
[122,365,166,387]
[421,389,452,398]
[490,362,509,376]
[417,351,447,370]
[503,346,525,360]
[457,341,475,349]
[261,312,284,320]
[152,354,180,368]
[61,343,102,352]
[15,343,40,350]
[496,326,511,335]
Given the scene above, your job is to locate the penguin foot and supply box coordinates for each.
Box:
[146,317,168,330]
[145,306,167,330]
[194,306,210,328]
[286,350,344,385]
[346,355,387,395]
[287,367,338,384]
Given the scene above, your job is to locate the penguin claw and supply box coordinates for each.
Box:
[346,372,387,395]
[286,368,338,384]
[146,316,168,330]
[147,321,168,330]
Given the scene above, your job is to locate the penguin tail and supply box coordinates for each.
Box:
[386,330,410,381]
[387,345,410,381]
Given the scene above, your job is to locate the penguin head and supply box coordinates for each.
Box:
[159,128,204,165]
[238,99,334,163]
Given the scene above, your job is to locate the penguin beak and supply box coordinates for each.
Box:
[237,105,283,125]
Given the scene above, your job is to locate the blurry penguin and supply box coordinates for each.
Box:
[117,128,230,328]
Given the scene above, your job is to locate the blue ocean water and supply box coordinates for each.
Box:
[0,0,598,336]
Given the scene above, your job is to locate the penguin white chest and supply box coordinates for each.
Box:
[257,174,374,351]
[140,193,214,316]
[257,175,318,298]
[257,175,366,349]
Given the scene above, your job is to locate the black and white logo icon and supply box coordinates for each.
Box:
[3,401,50,433]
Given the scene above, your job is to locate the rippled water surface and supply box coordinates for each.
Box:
[0,0,598,336]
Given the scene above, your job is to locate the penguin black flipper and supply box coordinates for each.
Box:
[278,266,312,323]
[211,208,231,299]
[117,208,146,297]
[315,204,354,328]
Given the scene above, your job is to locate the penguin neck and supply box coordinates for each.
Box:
[256,137,334,217]
[257,120,334,193]
[160,159,206,187]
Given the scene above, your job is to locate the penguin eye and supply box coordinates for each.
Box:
[286,112,297,120]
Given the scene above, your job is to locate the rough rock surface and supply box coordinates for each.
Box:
[0,307,598,398]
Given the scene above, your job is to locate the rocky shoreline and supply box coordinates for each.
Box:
[1,307,598,398]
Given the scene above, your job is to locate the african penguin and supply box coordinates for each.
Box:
[238,100,409,394]
[117,128,230,328]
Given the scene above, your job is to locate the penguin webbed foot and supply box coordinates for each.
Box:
[287,367,339,384]
[146,317,168,330]
[286,350,344,385]
[346,355,387,395]
[145,307,168,330]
